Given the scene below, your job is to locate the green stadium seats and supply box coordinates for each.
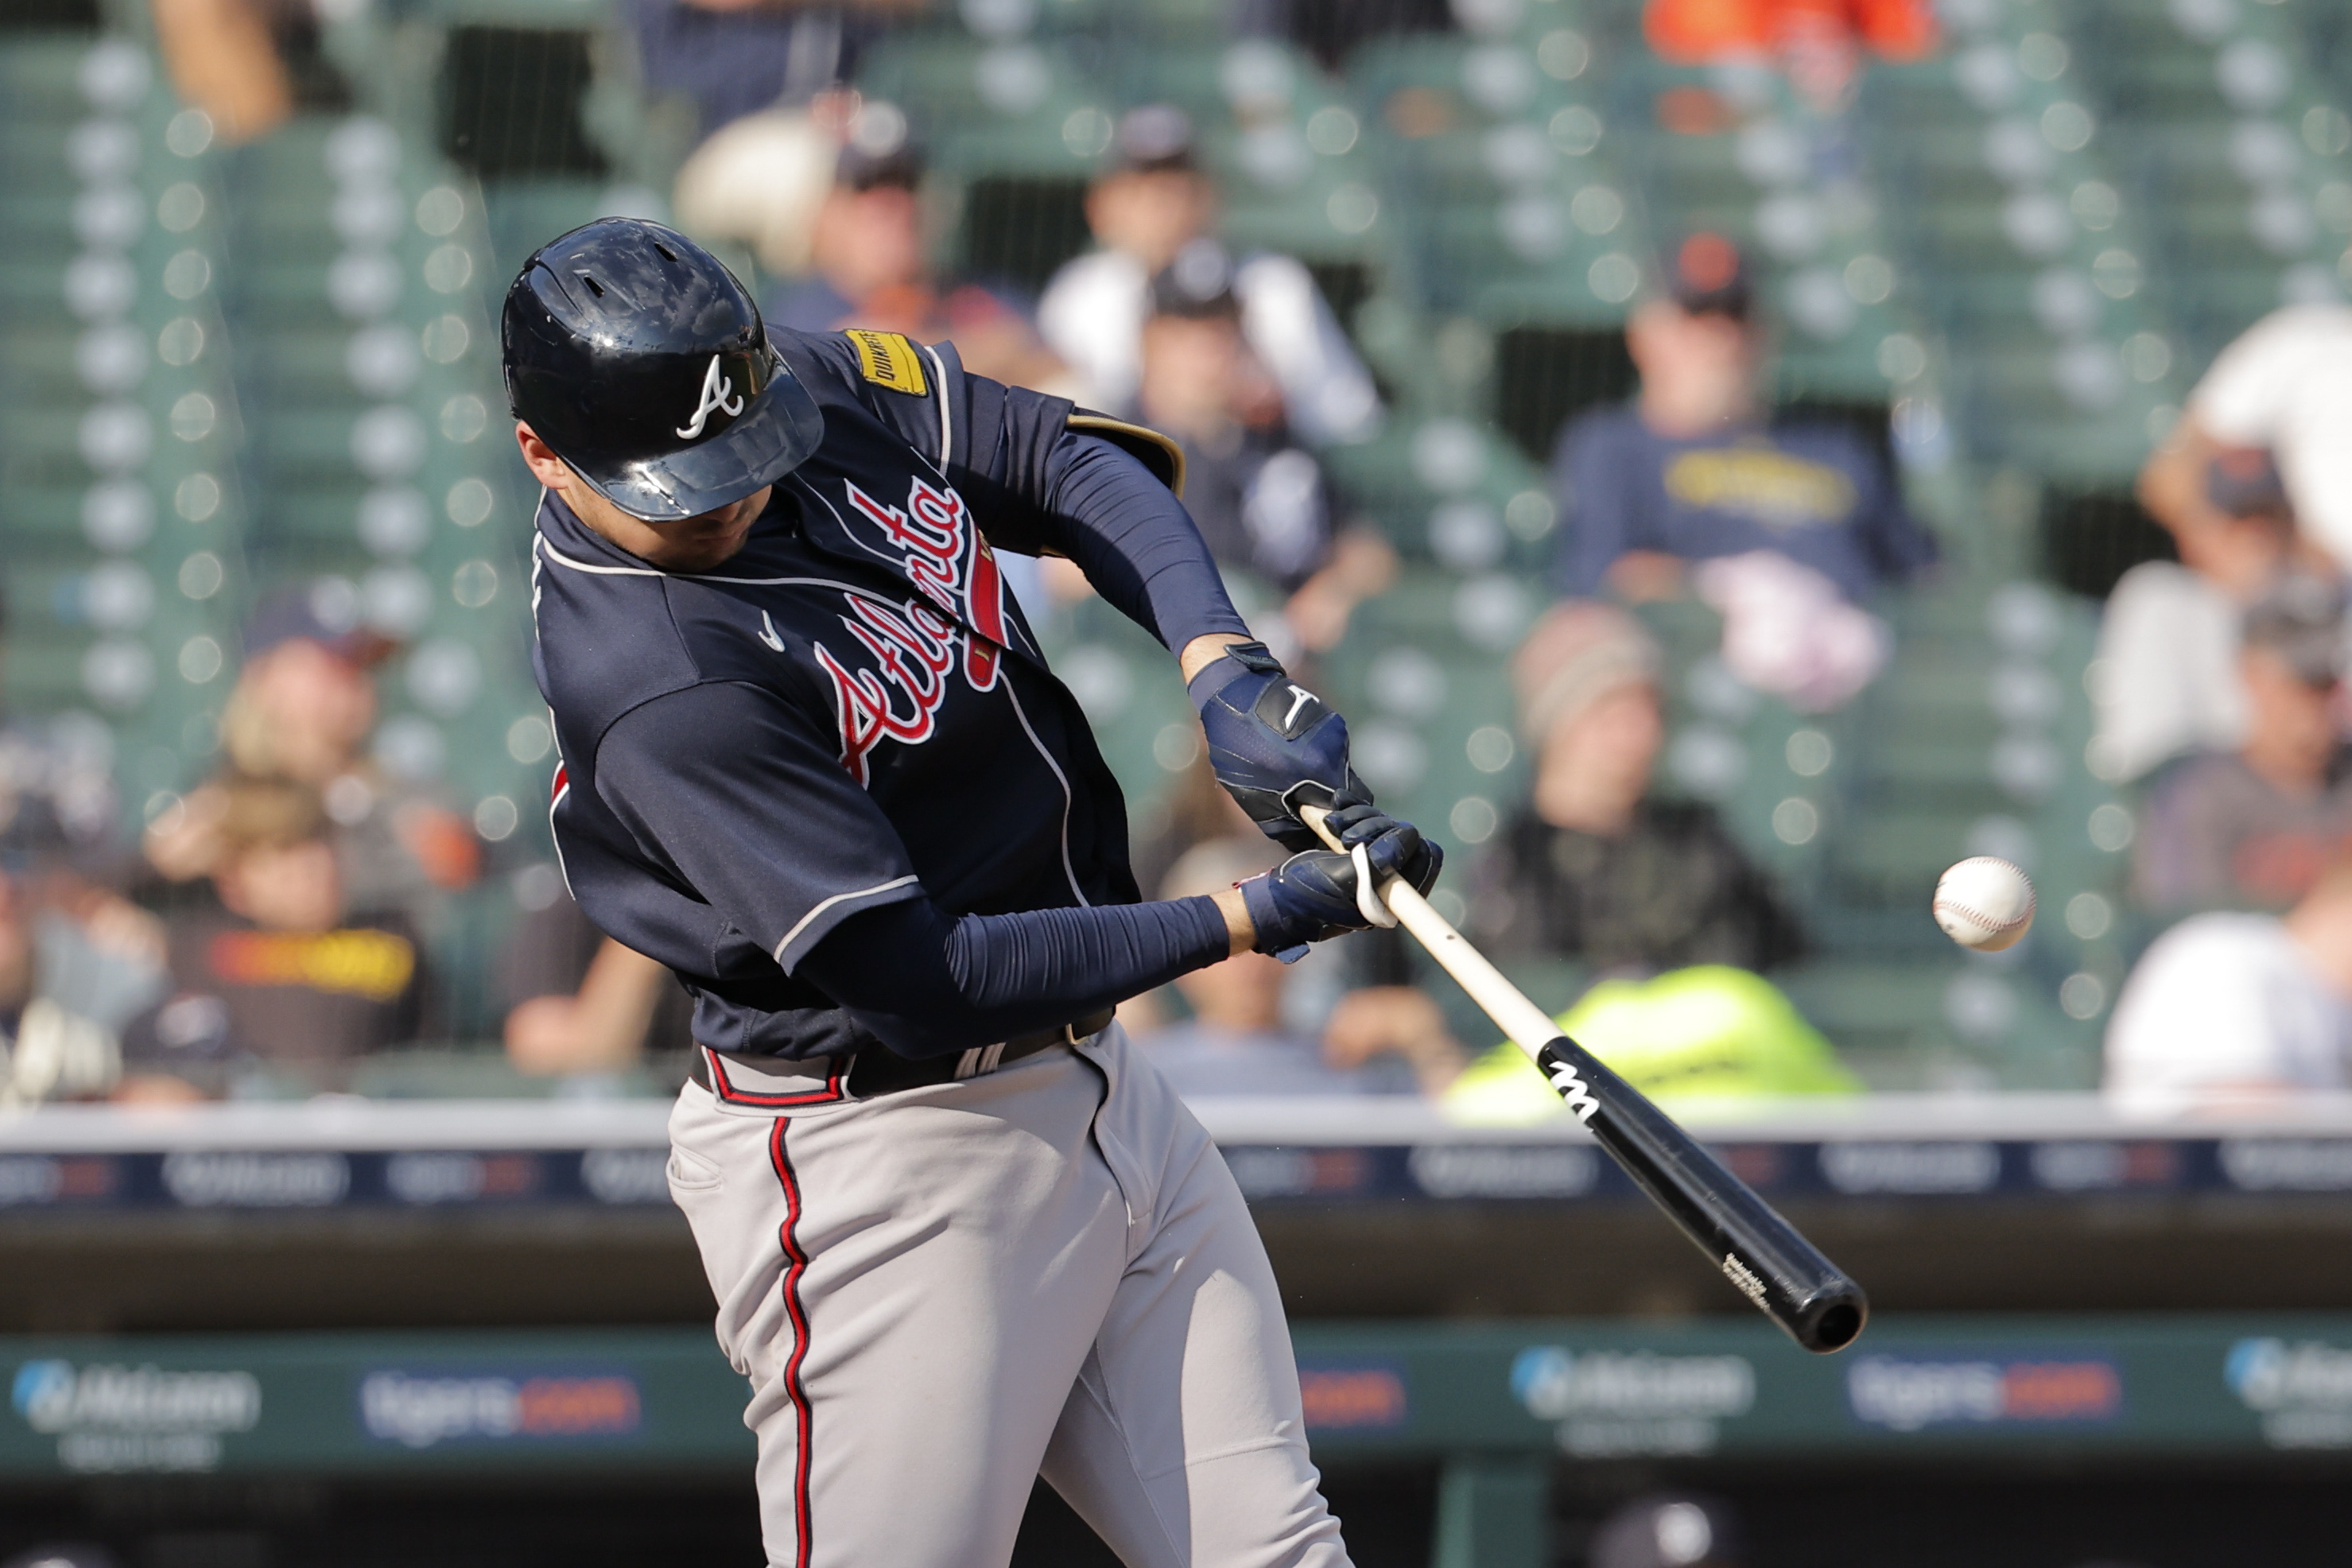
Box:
[0,1,2297,1081]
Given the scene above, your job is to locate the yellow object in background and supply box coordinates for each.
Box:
[1443,964,1862,1124]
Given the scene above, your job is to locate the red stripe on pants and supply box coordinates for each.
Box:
[768,1118,816,1568]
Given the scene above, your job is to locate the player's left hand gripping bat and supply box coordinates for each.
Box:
[1304,806,1868,1353]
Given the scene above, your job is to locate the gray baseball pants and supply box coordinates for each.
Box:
[666,1023,1354,1568]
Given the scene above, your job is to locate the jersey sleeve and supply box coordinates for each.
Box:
[592,681,926,973]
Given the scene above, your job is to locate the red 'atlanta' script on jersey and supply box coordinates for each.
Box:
[816,475,1011,785]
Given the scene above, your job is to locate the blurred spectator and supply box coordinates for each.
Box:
[1137,839,1464,1096]
[1645,0,1935,113]
[1588,1493,1747,1568]
[145,582,479,915]
[2098,444,2297,782]
[627,0,914,142]
[2106,860,2352,1110]
[1136,245,1396,658]
[2144,305,2352,574]
[671,101,842,281]
[499,872,693,1077]
[118,781,431,1100]
[2134,572,2352,911]
[1551,234,1934,709]
[0,867,144,1108]
[1234,0,1454,72]
[1037,104,1382,447]
[1127,749,1260,922]
[1647,0,1936,60]
[1446,965,1859,1123]
[1,1547,118,1568]
[1469,603,1805,973]
[151,0,293,143]
[767,103,1070,392]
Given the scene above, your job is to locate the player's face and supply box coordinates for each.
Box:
[514,421,772,572]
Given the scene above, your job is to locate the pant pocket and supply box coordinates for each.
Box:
[667,1143,724,1193]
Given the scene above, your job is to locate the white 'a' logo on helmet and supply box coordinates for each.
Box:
[677,353,746,440]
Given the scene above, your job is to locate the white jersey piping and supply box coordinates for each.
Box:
[922,343,952,464]
[771,874,922,966]
[999,676,1090,909]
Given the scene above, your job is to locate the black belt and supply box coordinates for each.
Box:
[688,1009,1114,1099]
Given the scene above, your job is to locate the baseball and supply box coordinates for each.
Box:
[1933,857,2036,952]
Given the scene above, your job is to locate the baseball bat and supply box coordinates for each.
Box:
[1302,807,1868,1354]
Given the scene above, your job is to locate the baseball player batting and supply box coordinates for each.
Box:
[503,219,1439,1567]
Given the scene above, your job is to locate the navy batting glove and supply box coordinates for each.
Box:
[1320,802,1443,898]
[1188,641,1368,852]
[1237,814,1438,957]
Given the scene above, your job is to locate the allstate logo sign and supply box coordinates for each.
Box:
[10,1360,262,1473]
[1510,1345,1754,1457]
[2226,1338,2352,1449]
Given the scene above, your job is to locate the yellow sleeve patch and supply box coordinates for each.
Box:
[844,329,929,397]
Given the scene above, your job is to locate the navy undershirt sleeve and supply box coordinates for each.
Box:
[954,378,1249,652]
[598,681,1237,1057]
[798,894,1232,1059]
[1039,434,1252,650]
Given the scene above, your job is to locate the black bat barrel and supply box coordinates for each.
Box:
[1536,1036,1868,1353]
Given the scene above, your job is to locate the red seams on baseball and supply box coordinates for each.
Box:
[1932,856,2036,953]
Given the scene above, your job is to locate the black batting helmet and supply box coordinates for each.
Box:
[502,219,825,522]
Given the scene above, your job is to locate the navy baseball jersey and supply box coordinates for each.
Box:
[530,328,1237,1058]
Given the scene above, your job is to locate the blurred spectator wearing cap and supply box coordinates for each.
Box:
[2096,444,2299,782]
[1445,604,1852,1122]
[767,102,1072,394]
[1038,104,1382,448]
[2107,856,2352,1113]
[1135,243,1395,658]
[1588,1494,1747,1568]
[1552,234,1935,710]
[118,779,432,1101]
[1471,604,1804,973]
[2144,305,2352,576]
[2134,572,2352,912]
[145,581,480,918]
[1137,837,1467,1098]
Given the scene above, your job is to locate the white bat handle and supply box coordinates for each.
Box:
[1300,806,1559,1062]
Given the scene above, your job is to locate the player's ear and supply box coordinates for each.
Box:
[514,421,571,488]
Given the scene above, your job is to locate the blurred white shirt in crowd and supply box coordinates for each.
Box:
[2106,911,2352,1109]
[2191,305,2352,568]
[1037,249,1381,446]
[2089,561,2247,782]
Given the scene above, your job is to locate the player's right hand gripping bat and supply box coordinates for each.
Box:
[1305,807,1868,1354]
